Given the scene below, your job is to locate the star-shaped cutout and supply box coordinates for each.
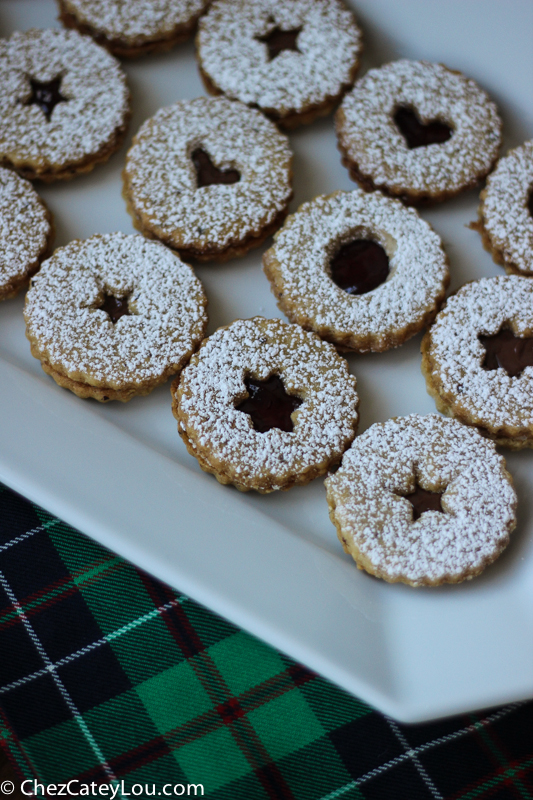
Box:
[98,293,131,324]
[397,484,444,521]
[256,25,302,61]
[236,374,302,433]
[24,76,68,122]
[480,328,533,378]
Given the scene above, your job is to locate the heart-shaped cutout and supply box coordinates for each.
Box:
[394,106,452,149]
[192,148,240,188]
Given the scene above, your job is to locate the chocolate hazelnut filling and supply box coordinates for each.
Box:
[400,485,444,520]
[24,76,68,121]
[480,328,533,378]
[528,187,533,218]
[236,374,302,433]
[394,106,452,149]
[98,293,130,324]
[191,148,240,188]
[256,26,302,60]
[330,239,390,295]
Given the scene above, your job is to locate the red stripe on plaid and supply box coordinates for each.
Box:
[447,755,533,800]
[0,557,124,630]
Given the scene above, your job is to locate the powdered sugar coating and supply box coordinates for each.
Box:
[124,97,292,256]
[59,0,208,43]
[325,414,516,586]
[480,140,533,276]
[175,317,359,491]
[263,189,449,352]
[24,233,208,389]
[0,167,51,299]
[0,28,129,176]
[197,0,362,119]
[336,60,502,200]
[422,276,533,438]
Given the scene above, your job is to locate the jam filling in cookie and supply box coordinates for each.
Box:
[263,188,449,352]
[421,275,533,448]
[0,28,130,181]
[123,96,292,262]
[256,25,301,60]
[191,147,240,187]
[24,232,208,402]
[330,239,390,295]
[24,76,68,121]
[325,414,517,586]
[196,0,362,128]
[400,484,443,520]
[98,293,131,324]
[172,316,359,492]
[393,106,452,149]
[336,60,502,204]
[480,328,533,378]
[236,374,302,432]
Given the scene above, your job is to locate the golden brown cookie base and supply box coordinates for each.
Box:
[327,492,501,586]
[421,331,533,449]
[41,360,144,402]
[264,248,449,353]
[28,335,188,403]
[328,494,496,589]
[171,376,344,492]
[198,64,357,130]
[0,206,55,302]
[471,192,530,277]
[123,182,291,263]
[58,4,200,58]
[336,126,497,206]
[2,111,130,182]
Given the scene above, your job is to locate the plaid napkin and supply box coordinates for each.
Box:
[1,482,532,799]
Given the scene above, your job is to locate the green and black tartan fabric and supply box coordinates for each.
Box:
[1,482,532,800]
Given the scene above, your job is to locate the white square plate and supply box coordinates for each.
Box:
[1,0,532,723]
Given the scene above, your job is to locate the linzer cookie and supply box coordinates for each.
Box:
[172,317,359,492]
[421,276,533,448]
[336,60,502,204]
[196,0,362,128]
[24,233,207,402]
[57,0,210,58]
[0,28,130,181]
[0,167,53,301]
[123,96,292,261]
[263,189,449,352]
[475,139,533,276]
[325,414,517,587]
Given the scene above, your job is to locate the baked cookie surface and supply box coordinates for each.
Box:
[58,0,209,58]
[422,276,533,448]
[325,414,517,587]
[123,96,292,261]
[476,139,533,276]
[263,189,449,352]
[172,316,359,492]
[0,28,130,181]
[196,0,362,128]
[0,167,53,301]
[336,60,502,204]
[24,232,208,402]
